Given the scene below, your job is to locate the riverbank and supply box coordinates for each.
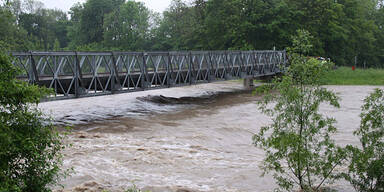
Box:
[322,66,384,85]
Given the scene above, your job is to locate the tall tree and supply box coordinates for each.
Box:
[103,1,150,50]
[67,2,83,49]
[151,0,192,50]
[0,3,30,51]
[374,1,384,67]
[19,8,69,50]
[203,0,290,50]
[78,0,124,44]
[339,0,377,66]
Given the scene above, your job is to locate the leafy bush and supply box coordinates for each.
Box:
[343,89,384,192]
[0,53,66,191]
[253,30,346,191]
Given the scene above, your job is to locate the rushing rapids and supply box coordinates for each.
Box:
[40,81,383,192]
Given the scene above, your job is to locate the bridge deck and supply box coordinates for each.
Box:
[11,50,286,100]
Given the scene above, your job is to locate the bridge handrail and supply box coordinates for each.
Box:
[10,50,285,56]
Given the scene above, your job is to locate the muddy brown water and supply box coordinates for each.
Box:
[41,82,383,192]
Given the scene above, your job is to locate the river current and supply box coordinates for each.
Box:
[40,82,383,192]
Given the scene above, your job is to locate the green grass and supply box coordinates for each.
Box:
[321,67,384,85]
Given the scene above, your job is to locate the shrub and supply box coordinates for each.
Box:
[253,30,346,191]
[343,89,384,192]
[0,53,66,191]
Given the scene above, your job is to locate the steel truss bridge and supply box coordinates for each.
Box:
[11,50,287,100]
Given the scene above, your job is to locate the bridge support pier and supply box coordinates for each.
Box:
[243,78,254,90]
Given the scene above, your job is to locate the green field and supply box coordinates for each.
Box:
[321,67,384,85]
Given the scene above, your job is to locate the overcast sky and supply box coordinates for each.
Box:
[40,0,172,13]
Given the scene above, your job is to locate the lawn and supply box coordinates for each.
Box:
[321,66,384,85]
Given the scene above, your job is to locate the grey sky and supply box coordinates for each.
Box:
[40,0,172,13]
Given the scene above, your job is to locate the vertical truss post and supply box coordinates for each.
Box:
[74,52,79,98]
[29,52,39,83]
[211,52,216,79]
[189,51,193,85]
[141,53,145,89]
[253,51,258,75]
[111,52,116,93]
[270,52,273,72]
[110,52,120,93]
[207,52,211,82]
[167,52,171,87]
[224,51,229,79]
[141,53,149,89]
[239,51,245,77]
[74,51,84,97]
[53,55,58,96]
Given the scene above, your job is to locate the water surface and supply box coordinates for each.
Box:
[43,83,383,192]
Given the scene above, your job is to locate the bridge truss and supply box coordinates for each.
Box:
[11,50,287,100]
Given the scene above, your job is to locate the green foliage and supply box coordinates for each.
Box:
[204,0,280,50]
[343,89,384,192]
[66,2,84,49]
[19,8,69,50]
[71,42,105,52]
[0,5,30,51]
[1,0,384,67]
[0,53,66,191]
[77,0,125,45]
[151,0,206,50]
[253,30,346,191]
[289,29,313,56]
[103,1,150,50]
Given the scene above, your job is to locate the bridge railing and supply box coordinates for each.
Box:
[10,50,287,100]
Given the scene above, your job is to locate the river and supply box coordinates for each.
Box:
[40,82,383,192]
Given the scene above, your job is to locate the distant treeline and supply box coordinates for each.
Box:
[1,0,384,67]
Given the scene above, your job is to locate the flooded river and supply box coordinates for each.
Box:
[40,82,383,192]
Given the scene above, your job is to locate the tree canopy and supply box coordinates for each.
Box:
[1,0,383,67]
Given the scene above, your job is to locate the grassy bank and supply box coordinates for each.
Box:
[321,66,384,85]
